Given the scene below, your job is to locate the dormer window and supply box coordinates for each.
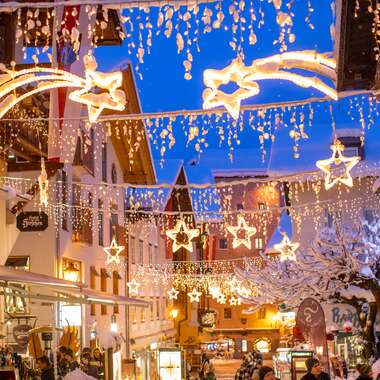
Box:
[336,133,364,160]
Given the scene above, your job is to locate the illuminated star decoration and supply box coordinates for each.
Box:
[226,215,257,249]
[104,237,124,265]
[69,53,126,123]
[316,140,360,190]
[38,158,49,207]
[127,279,140,296]
[188,288,202,303]
[229,297,239,306]
[0,53,126,123]
[216,293,227,304]
[209,286,221,299]
[274,233,299,262]
[167,287,179,300]
[202,50,337,120]
[166,220,200,253]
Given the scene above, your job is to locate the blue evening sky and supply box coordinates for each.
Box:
[94,1,380,181]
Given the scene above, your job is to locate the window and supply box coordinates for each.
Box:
[100,268,109,315]
[61,170,68,230]
[219,238,228,249]
[255,238,263,249]
[343,146,360,158]
[130,236,136,264]
[139,240,144,264]
[258,202,267,210]
[150,298,154,321]
[131,306,137,324]
[161,297,166,320]
[98,199,104,246]
[224,308,232,319]
[258,307,266,319]
[325,208,333,228]
[141,299,145,322]
[156,297,160,320]
[102,144,107,182]
[148,243,153,265]
[90,266,98,316]
[111,163,117,184]
[109,204,118,244]
[364,209,374,224]
[237,203,244,210]
[241,339,248,353]
[113,271,120,314]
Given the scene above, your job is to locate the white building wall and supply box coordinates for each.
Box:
[288,176,379,248]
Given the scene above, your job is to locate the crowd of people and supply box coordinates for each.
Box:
[36,346,104,380]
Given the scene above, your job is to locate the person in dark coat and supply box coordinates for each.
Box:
[301,358,322,380]
[81,352,99,379]
[356,364,373,380]
[258,366,276,380]
[37,356,55,380]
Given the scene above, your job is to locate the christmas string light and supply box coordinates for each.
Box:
[38,158,49,207]
[273,233,299,262]
[127,278,140,295]
[316,140,360,190]
[104,236,125,265]
[165,219,200,253]
[202,50,337,119]
[0,54,126,123]
[188,288,202,303]
[226,214,257,249]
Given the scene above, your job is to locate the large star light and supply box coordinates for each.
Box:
[202,51,337,120]
[316,140,360,190]
[226,215,257,249]
[104,237,124,265]
[166,220,199,253]
[216,293,227,304]
[127,279,140,296]
[188,288,202,303]
[0,53,126,123]
[167,287,179,300]
[274,234,299,262]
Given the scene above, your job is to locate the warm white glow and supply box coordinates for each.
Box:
[38,158,49,207]
[274,233,299,262]
[202,50,337,119]
[169,309,179,319]
[316,140,360,190]
[167,287,179,300]
[104,237,124,265]
[0,54,126,122]
[188,288,202,303]
[226,215,257,249]
[209,286,221,299]
[166,220,199,253]
[127,279,140,296]
[216,293,227,304]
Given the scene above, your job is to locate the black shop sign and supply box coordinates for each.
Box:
[17,212,48,232]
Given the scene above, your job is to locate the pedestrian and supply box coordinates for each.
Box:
[205,362,216,380]
[37,356,55,380]
[65,348,79,372]
[92,348,104,379]
[301,358,330,380]
[80,352,99,379]
[356,364,373,380]
[252,359,263,380]
[258,366,276,380]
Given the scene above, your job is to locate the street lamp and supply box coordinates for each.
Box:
[169,308,179,319]
[63,261,80,282]
[110,314,118,333]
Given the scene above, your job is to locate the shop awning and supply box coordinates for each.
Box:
[0,266,149,308]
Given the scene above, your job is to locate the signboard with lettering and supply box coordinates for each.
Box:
[323,303,360,330]
[16,212,48,232]
[296,298,329,373]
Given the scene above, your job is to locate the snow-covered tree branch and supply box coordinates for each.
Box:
[236,218,380,360]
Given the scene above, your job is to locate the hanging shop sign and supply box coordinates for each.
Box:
[17,212,48,232]
[199,309,217,328]
[13,324,32,347]
[322,304,360,331]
